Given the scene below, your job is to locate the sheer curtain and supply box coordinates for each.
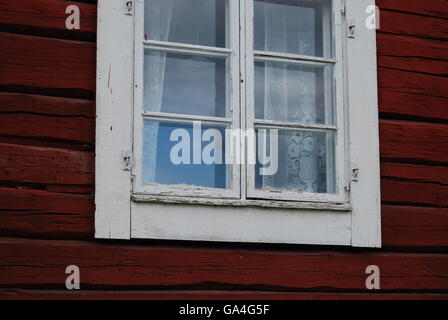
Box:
[143,0,174,182]
[261,5,322,193]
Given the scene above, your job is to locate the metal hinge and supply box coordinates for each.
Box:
[347,20,355,39]
[125,1,133,16]
[351,168,359,182]
[122,150,132,171]
[345,183,351,192]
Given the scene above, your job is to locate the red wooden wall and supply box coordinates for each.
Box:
[0,0,447,300]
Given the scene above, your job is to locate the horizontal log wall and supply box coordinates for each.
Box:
[0,0,447,299]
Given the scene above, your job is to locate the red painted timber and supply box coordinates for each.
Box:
[0,143,93,187]
[0,92,95,118]
[0,0,97,41]
[377,33,448,76]
[381,179,447,207]
[0,238,447,290]
[381,162,448,207]
[382,205,448,248]
[380,120,448,165]
[0,92,95,144]
[1,289,448,300]
[0,32,95,98]
[381,162,448,185]
[0,188,93,239]
[379,89,448,122]
[378,68,448,99]
[0,112,94,144]
[376,0,448,18]
[379,10,448,40]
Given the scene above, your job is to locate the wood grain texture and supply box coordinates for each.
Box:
[379,89,448,123]
[0,0,97,41]
[377,33,448,77]
[0,92,95,118]
[0,112,94,144]
[376,0,448,18]
[0,32,95,98]
[379,9,448,40]
[380,120,448,165]
[0,188,93,239]
[1,289,448,300]
[378,68,448,99]
[381,162,448,207]
[382,205,448,248]
[0,143,93,187]
[0,238,447,291]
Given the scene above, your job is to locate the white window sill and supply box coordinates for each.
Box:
[132,194,351,212]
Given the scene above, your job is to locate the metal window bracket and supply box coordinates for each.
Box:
[348,20,355,39]
[351,168,359,182]
[122,150,132,171]
[125,1,133,16]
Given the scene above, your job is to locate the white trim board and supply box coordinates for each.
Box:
[95,0,381,247]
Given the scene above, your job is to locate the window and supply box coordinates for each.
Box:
[96,0,381,247]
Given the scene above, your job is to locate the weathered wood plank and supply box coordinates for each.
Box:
[1,289,448,300]
[381,162,448,185]
[0,113,94,144]
[381,162,448,207]
[0,143,93,187]
[377,0,448,19]
[0,238,447,290]
[0,188,93,239]
[0,92,95,118]
[0,32,95,98]
[377,33,448,76]
[0,0,97,41]
[380,120,448,165]
[378,68,448,99]
[379,89,448,122]
[382,179,447,207]
[382,205,448,248]
[379,10,448,40]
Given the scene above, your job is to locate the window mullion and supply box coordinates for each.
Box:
[143,39,233,57]
[254,50,337,64]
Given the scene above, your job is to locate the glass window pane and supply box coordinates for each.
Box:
[144,0,228,48]
[144,50,227,117]
[254,0,332,57]
[255,60,334,125]
[255,128,335,194]
[143,119,230,189]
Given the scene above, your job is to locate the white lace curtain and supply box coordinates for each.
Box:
[260,5,326,193]
[143,0,174,182]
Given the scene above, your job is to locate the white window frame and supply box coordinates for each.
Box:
[132,0,241,199]
[95,0,381,248]
[244,0,347,204]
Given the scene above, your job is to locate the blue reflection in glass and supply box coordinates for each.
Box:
[143,120,228,189]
